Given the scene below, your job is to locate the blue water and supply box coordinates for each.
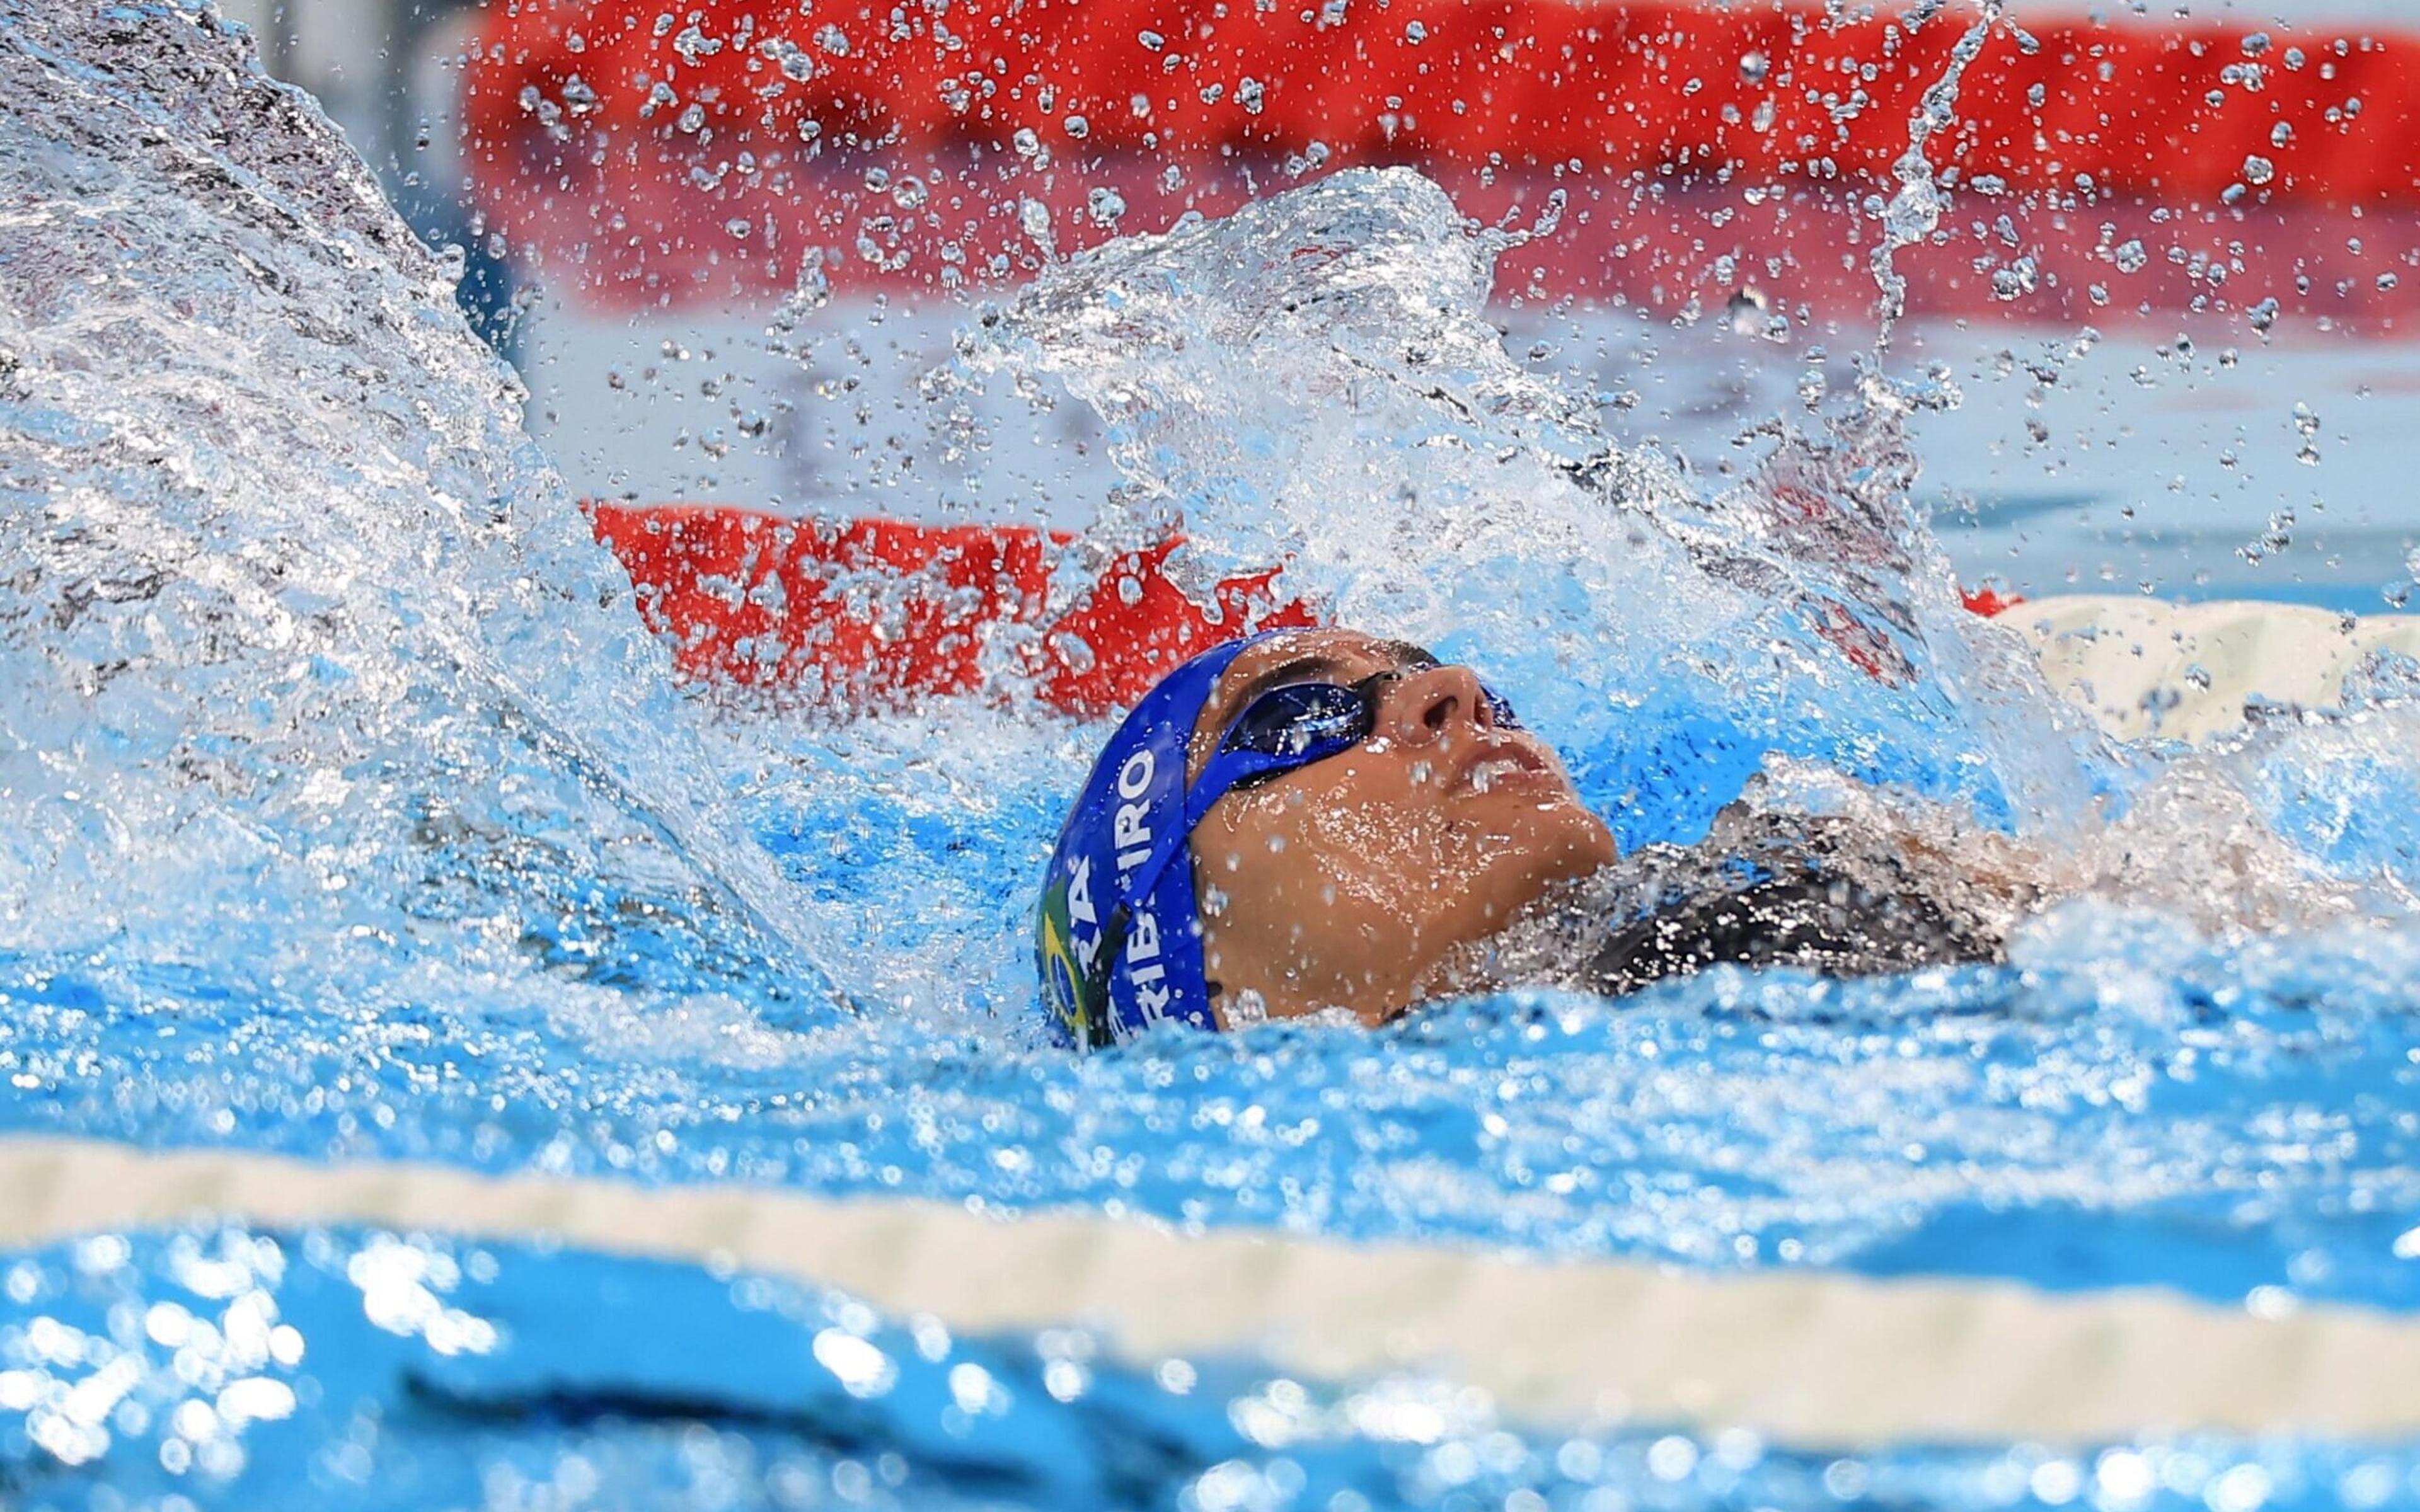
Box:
[4,0,2420,1506]
[6,1224,2420,1512]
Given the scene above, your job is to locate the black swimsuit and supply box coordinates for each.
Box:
[1479,801,2013,998]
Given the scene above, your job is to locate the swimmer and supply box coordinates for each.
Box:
[1035,628,2036,1048]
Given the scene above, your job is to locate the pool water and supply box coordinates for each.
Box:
[4,1223,2417,1512]
[4,1,2420,1508]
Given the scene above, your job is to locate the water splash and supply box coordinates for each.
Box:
[0,0,2414,1441]
[956,165,2105,847]
[0,0,834,997]
[1868,2,2007,352]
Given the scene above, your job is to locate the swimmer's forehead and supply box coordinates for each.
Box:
[1189,629,1436,755]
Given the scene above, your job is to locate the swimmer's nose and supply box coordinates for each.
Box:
[1380,661,1497,748]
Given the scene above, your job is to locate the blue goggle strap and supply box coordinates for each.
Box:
[1082,737,1352,1029]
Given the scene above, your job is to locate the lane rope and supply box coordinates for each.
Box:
[4,1136,2418,1448]
[459,0,2420,328]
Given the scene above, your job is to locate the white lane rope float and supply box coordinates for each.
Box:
[4,1136,2418,1450]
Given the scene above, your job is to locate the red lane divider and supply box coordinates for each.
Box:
[592,505,2011,714]
[1959,585,2020,618]
[463,3,2420,326]
[470,1,2415,205]
[587,504,1315,714]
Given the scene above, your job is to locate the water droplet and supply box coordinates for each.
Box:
[763,38,814,82]
[2241,154,2276,186]
[2112,239,2148,274]
[1063,114,1089,139]
[1738,50,1768,83]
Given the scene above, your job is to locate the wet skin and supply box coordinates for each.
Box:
[1185,629,1618,1027]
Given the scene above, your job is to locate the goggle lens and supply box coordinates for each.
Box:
[1221,681,1374,759]
[1219,673,1521,767]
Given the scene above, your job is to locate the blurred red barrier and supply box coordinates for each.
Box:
[587,504,1315,713]
[461,3,2420,326]
[591,505,2019,712]
[469,2,2414,203]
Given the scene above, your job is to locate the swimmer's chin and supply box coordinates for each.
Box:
[1337,869,1622,1027]
[1207,985,1393,1033]
[1406,868,1605,1009]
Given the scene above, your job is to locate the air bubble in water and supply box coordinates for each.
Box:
[1063,115,1090,139]
[1086,186,1127,227]
[2247,296,2281,333]
[2113,239,2148,274]
[1739,50,1768,83]
[2242,155,2276,185]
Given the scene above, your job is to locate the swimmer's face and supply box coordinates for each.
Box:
[1187,629,1616,1027]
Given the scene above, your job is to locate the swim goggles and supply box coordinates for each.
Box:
[1083,663,1520,1018]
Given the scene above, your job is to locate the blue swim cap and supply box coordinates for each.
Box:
[1034,633,1278,1050]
